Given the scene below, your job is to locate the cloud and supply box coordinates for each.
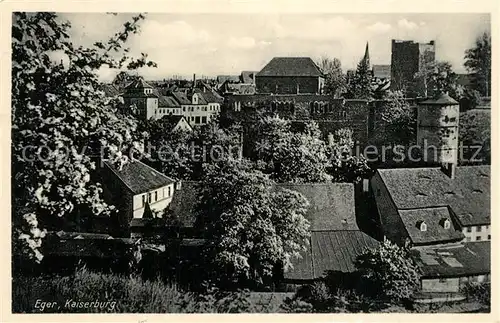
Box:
[227,36,256,49]
[273,16,357,41]
[398,18,419,30]
[367,22,392,33]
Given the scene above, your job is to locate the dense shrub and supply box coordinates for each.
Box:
[461,282,491,307]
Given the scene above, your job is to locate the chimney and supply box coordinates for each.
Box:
[193,73,196,87]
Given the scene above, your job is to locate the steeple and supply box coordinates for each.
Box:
[363,42,370,66]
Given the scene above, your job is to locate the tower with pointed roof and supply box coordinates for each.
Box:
[122,78,159,120]
[417,92,460,178]
[363,42,370,66]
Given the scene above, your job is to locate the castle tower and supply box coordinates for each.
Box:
[122,78,158,120]
[417,92,459,178]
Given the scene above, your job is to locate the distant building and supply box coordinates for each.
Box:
[122,78,222,126]
[391,39,435,95]
[255,57,325,94]
[98,160,180,233]
[159,115,193,133]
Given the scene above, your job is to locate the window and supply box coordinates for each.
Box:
[342,110,347,118]
[148,193,152,203]
[183,107,186,112]
[154,191,158,202]
[467,227,472,233]
[168,186,171,197]
[419,222,427,232]
[163,188,166,198]
[476,236,482,241]
[195,116,201,124]
[488,235,491,240]
[477,226,482,232]
[142,195,146,207]
[442,218,451,229]
[201,116,207,124]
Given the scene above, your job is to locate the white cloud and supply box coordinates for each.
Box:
[367,22,392,33]
[227,36,256,49]
[398,18,419,30]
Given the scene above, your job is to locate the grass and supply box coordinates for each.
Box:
[12,268,287,313]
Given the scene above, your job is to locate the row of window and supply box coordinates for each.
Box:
[465,225,489,233]
[465,235,491,242]
[187,116,208,124]
[182,105,220,112]
[310,102,348,117]
[141,186,172,207]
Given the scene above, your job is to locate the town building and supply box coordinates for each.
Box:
[370,92,490,297]
[97,159,180,234]
[391,39,436,95]
[122,78,222,126]
[255,57,325,94]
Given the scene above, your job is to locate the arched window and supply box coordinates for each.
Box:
[418,221,427,232]
[342,110,347,118]
[441,218,451,229]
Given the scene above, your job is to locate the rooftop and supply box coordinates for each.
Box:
[104,160,176,195]
[420,92,459,105]
[256,57,324,77]
[285,230,379,280]
[399,207,464,245]
[412,242,490,278]
[125,78,154,90]
[377,166,490,226]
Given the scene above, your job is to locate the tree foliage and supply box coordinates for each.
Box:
[465,31,491,96]
[354,238,420,303]
[12,12,155,261]
[196,158,311,288]
[317,57,347,97]
[348,54,373,99]
[254,116,330,183]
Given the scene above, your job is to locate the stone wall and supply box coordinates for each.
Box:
[256,76,321,94]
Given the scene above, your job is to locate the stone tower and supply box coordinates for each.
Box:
[416,92,459,178]
[122,78,158,120]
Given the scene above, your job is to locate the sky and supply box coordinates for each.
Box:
[59,13,490,82]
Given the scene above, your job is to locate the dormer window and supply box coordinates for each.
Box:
[440,218,451,229]
[417,221,427,232]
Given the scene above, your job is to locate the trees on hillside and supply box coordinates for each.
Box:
[317,57,347,97]
[196,158,311,288]
[12,12,156,260]
[465,31,491,97]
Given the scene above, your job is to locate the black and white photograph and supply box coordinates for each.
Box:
[4,1,495,318]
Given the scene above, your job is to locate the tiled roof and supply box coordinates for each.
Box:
[223,83,256,95]
[170,91,191,105]
[412,242,490,278]
[377,166,490,226]
[285,230,379,280]
[276,183,357,231]
[104,160,175,195]
[372,65,391,79]
[99,83,122,97]
[169,181,199,228]
[125,78,154,89]
[420,92,459,105]
[399,207,464,245]
[198,91,224,104]
[158,96,180,107]
[256,57,323,77]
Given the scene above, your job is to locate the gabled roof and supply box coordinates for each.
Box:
[104,160,175,195]
[398,207,464,245]
[170,91,191,105]
[256,57,323,77]
[285,230,379,280]
[198,91,224,104]
[276,183,357,231]
[125,78,154,90]
[158,96,180,107]
[158,115,192,133]
[412,242,490,278]
[377,166,490,226]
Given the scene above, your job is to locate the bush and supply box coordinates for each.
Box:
[12,268,285,313]
[461,282,491,306]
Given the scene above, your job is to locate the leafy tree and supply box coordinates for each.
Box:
[326,128,372,183]
[374,90,417,146]
[465,31,491,96]
[317,57,347,97]
[196,157,310,288]
[255,117,330,183]
[12,12,155,261]
[354,238,420,303]
[415,61,463,99]
[112,70,140,91]
[348,48,373,99]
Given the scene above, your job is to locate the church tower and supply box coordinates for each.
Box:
[416,92,460,178]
